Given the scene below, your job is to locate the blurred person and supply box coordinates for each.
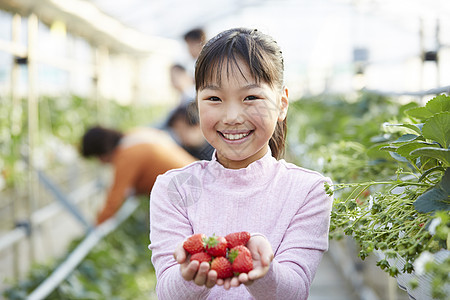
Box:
[167,102,214,160]
[183,27,206,60]
[80,126,196,224]
[170,63,196,106]
[183,28,207,76]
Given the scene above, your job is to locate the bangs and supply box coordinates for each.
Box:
[195,28,281,91]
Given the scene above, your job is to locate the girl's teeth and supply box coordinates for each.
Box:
[223,132,250,140]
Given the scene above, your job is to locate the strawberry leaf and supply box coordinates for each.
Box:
[422,112,450,148]
[413,169,450,213]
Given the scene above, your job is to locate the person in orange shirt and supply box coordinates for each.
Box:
[81,125,197,224]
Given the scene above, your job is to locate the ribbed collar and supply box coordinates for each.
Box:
[204,147,276,187]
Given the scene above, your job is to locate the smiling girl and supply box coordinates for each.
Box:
[149,28,333,299]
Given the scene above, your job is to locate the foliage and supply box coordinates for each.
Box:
[325,94,449,299]
[3,198,155,300]
[287,91,406,179]
[0,94,167,189]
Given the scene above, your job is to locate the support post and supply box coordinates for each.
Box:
[26,13,39,263]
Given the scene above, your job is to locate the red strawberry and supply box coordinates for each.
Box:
[228,245,253,275]
[205,235,228,257]
[210,256,233,279]
[225,231,251,248]
[183,233,206,255]
[190,252,212,264]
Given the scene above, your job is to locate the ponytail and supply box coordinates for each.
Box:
[269,118,287,159]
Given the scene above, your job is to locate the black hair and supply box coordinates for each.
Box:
[171,63,187,72]
[183,28,206,43]
[81,126,123,157]
[167,102,199,127]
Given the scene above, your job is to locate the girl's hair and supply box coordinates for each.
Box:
[195,28,287,159]
[81,126,123,158]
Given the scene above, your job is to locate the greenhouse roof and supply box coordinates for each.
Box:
[1,0,449,94]
[2,0,449,54]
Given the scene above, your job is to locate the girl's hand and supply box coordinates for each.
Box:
[174,242,218,288]
[216,235,274,290]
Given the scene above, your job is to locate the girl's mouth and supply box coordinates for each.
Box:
[219,130,253,141]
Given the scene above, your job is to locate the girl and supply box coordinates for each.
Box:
[149,28,333,299]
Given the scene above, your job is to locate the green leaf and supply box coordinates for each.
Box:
[418,166,446,182]
[401,123,423,135]
[367,143,392,159]
[386,123,423,135]
[393,134,420,143]
[413,168,450,212]
[389,151,409,162]
[425,94,450,114]
[422,112,450,148]
[406,106,434,120]
[396,142,438,159]
[380,146,398,152]
[413,188,449,213]
[406,95,450,120]
[411,147,450,167]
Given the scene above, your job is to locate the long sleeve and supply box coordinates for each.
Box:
[148,151,333,299]
[149,172,212,300]
[246,177,333,300]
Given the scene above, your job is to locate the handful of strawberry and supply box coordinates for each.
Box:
[183,231,253,279]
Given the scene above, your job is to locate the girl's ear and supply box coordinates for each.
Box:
[278,86,289,121]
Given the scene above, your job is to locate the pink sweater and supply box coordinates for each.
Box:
[149,148,333,300]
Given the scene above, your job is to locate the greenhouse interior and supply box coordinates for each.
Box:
[0,0,449,299]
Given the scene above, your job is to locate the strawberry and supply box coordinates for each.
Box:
[205,235,228,257]
[183,233,206,255]
[190,252,212,264]
[228,245,253,275]
[210,256,233,279]
[225,231,251,249]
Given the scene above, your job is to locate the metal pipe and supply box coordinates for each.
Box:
[0,228,27,254]
[362,85,450,97]
[11,12,22,280]
[36,170,93,231]
[26,197,140,300]
[0,180,101,253]
[26,12,39,264]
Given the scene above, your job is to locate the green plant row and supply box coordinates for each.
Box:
[0,94,168,189]
[3,198,155,300]
[321,94,449,299]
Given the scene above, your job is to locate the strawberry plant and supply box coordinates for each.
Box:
[0,94,168,190]
[327,94,449,299]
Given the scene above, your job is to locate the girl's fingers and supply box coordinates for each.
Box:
[205,270,218,288]
[263,253,274,266]
[181,260,199,281]
[238,272,250,283]
[216,278,224,286]
[173,243,187,264]
[229,276,241,288]
[193,262,211,286]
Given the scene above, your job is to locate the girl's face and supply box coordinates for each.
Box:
[197,59,288,169]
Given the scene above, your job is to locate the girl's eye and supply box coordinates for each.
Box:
[244,95,258,101]
[207,96,221,102]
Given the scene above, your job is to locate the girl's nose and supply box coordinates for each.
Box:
[224,102,244,125]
